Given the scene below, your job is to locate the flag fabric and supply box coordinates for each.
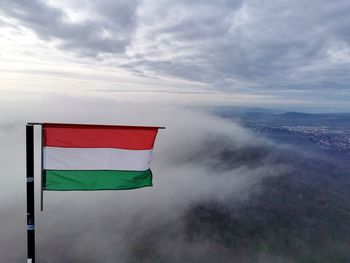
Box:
[42,123,159,191]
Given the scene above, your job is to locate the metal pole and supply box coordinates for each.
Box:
[40,125,44,211]
[26,124,35,263]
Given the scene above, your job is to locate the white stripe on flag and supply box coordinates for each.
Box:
[44,147,152,171]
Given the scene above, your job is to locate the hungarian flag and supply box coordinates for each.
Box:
[42,123,159,191]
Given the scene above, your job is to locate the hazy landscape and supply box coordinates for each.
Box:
[1,0,350,262]
[125,108,350,262]
[1,103,349,262]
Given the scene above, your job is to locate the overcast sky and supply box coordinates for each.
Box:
[1,0,350,111]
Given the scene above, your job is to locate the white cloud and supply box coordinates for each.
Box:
[0,95,293,261]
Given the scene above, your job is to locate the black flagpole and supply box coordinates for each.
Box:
[40,124,44,211]
[26,124,35,263]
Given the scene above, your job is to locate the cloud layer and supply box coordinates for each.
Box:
[0,95,287,262]
[1,95,350,262]
[1,0,350,103]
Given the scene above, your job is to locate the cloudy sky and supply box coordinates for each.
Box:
[1,0,350,111]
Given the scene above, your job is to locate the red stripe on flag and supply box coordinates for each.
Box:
[43,124,159,149]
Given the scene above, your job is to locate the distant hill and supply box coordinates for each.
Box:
[214,107,350,127]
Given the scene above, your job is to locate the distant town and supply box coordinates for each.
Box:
[245,124,350,154]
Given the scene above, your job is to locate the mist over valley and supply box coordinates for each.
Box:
[1,100,349,262]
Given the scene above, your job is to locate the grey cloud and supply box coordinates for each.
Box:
[0,0,141,55]
[1,0,350,97]
[127,0,350,91]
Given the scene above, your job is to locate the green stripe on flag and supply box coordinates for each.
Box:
[44,169,153,190]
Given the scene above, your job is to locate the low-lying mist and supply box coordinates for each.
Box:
[1,95,349,262]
